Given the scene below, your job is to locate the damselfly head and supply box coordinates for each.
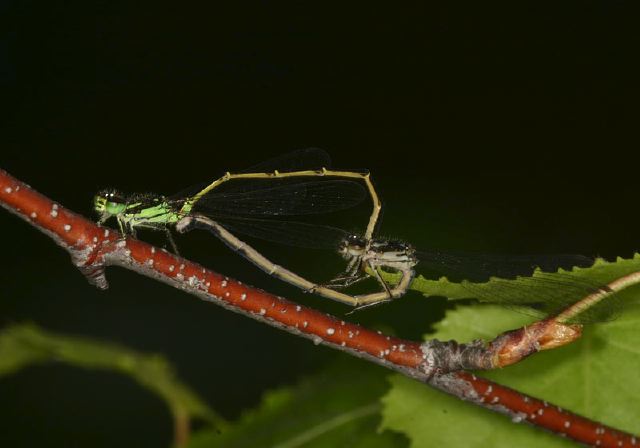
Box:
[93,189,127,218]
[338,234,367,259]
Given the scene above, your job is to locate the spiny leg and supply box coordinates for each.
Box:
[132,222,180,255]
[345,265,396,314]
[346,297,393,314]
[349,267,416,309]
[165,227,180,255]
[345,255,361,274]
[325,272,369,289]
[369,262,393,299]
[321,256,368,289]
[129,224,138,238]
[327,256,362,284]
[116,217,126,236]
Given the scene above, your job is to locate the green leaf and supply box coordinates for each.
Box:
[380,302,640,447]
[188,358,408,448]
[0,323,225,430]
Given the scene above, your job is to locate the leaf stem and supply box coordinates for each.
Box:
[554,271,640,323]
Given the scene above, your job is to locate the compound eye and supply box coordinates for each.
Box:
[347,235,365,247]
[101,191,125,204]
[109,194,125,204]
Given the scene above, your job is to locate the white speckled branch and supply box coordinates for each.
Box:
[0,168,637,448]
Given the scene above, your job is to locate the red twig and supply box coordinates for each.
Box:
[0,168,637,448]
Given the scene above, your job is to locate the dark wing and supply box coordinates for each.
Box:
[192,179,366,217]
[415,250,594,282]
[415,250,616,323]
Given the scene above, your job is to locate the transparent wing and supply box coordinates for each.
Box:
[415,250,617,323]
[415,250,594,282]
[208,216,349,250]
[170,148,368,216]
[192,179,366,216]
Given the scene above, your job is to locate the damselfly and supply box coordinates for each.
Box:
[178,214,615,322]
[176,215,419,306]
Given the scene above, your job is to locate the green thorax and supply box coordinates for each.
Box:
[122,200,180,225]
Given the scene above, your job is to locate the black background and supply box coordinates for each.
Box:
[1,2,638,447]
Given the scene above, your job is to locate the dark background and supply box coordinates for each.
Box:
[1,2,638,447]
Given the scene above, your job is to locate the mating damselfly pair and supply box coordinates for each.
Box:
[94,148,616,323]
